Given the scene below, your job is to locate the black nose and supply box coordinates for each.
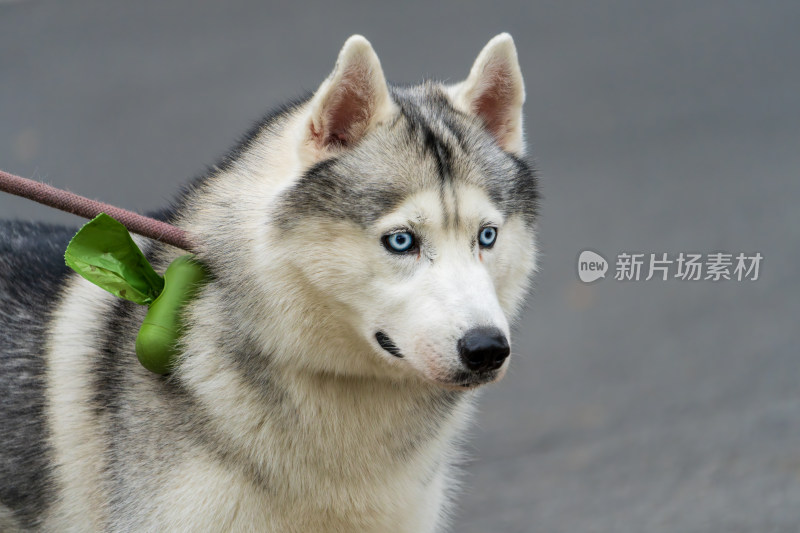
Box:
[458,327,510,372]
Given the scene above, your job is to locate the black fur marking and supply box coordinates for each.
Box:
[375,331,403,358]
[502,154,540,227]
[275,156,407,229]
[393,90,452,183]
[0,221,74,528]
[90,298,137,419]
[393,89,462,228]
[427,125,452,183]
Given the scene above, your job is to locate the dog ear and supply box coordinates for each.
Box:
[307,35,395,152]
[451,33,526,155]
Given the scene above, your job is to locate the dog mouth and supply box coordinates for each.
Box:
[374,331,505,388]
[375,331,403,358]
[442,369,501,388]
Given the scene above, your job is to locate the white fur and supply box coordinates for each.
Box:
[44,277,118,530]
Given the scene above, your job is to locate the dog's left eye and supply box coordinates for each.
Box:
[478,226,497,248]
[382,232,416,253]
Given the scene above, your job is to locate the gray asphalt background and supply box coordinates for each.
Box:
[2,1,799,531]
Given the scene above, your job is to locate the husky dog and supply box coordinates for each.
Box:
[0,33,538,532]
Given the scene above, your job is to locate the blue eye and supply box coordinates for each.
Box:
[383,232,416,253]
[479,226,497,248]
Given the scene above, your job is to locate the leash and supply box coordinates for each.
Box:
[1,168,204,374]
[0,169,194,252]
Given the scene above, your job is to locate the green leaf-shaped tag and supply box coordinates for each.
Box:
[64,213,165,305]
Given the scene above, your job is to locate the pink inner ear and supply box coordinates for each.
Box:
[321,65,375,147]
[472,62,515,144]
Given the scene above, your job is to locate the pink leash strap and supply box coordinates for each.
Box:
[0,169,194,252]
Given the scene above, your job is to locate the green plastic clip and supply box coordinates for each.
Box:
[135,255,206,374]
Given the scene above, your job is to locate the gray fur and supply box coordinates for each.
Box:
[0,222,72,529]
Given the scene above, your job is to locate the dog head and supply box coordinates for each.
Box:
[188,35,538,389]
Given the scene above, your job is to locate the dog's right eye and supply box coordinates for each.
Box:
[382,232,416,254]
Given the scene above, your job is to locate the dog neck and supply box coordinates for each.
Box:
[176,306,474,509]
